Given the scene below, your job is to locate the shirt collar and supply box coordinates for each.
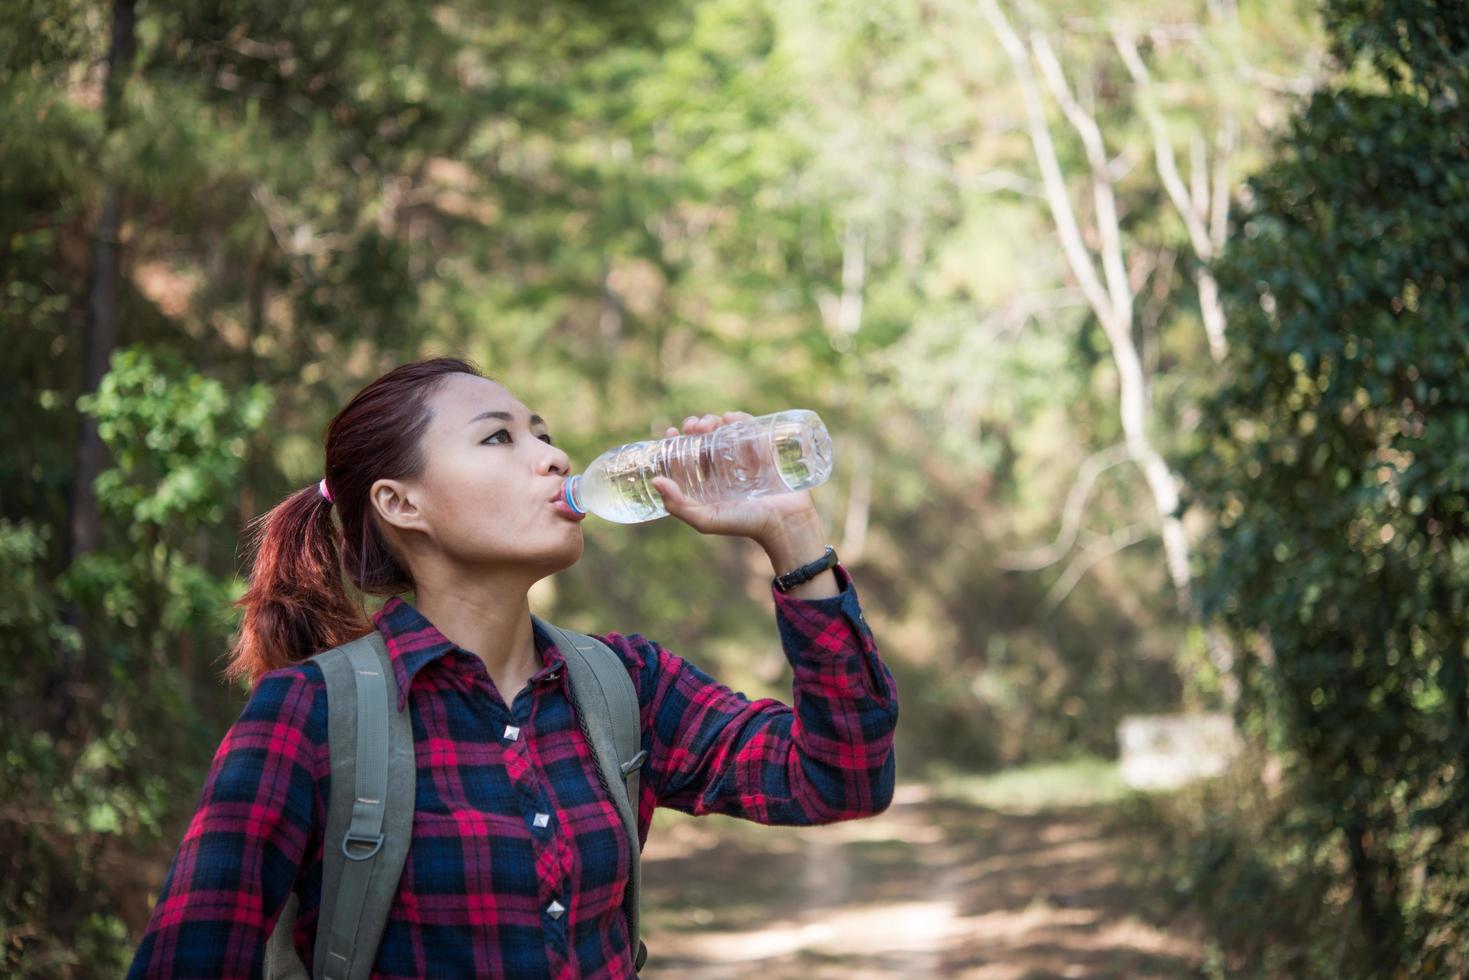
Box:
[371,595,568,711]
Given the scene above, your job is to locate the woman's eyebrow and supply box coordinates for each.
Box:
[466,410,547,428]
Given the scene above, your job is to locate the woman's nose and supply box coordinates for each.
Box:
[541,444,572,476]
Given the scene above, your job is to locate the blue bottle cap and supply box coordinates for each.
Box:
[563,475,585,515]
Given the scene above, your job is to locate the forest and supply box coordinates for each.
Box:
[4,0,1466,975]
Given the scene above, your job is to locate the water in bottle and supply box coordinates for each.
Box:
[562,409,834,523]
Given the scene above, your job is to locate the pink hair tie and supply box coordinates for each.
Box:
[318,478,333,503]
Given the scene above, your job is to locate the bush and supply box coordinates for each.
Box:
[1189,0,1469,971]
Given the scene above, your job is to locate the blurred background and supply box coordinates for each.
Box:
[3,0,1466,975]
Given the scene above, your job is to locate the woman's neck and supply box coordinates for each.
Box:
[412,572,541,684]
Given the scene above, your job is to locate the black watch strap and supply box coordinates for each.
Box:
[772,546,839,593]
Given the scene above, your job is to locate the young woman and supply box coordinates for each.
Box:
[126,357,899,977]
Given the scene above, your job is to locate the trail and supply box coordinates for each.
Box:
[639,781,1202,979]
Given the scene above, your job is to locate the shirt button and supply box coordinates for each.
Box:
[546,900,566,919]
[503,724,520,741]
[533,812,550,828]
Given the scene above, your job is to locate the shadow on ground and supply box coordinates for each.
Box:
[639,780,1203,979]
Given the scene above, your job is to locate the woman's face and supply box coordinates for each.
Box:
[372,373,582,577]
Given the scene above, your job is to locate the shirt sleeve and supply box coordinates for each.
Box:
[597,563,899,830]
[126,664,328,978]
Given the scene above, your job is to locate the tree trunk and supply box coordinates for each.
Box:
[982,0,1242,704]
[66,0,136,565]
[839,442,872,564]
[240,248,267,527]
[1344,817,1402,970]
[1341,743,1403,970]
[68,189,122,562]
[982,0,1193,606]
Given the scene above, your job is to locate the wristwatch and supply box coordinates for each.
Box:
[772,546,839,593]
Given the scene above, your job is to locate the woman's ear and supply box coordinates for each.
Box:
[370,478,427,534]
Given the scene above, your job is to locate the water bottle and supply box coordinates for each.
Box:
[561,409,834,524]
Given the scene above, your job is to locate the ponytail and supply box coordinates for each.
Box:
[226,484,372,687]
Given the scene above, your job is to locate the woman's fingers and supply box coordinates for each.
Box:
[671,411,752,435]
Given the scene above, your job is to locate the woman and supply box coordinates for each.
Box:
[127,357,899,977]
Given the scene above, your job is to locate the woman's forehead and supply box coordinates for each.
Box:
[431,375,536,429]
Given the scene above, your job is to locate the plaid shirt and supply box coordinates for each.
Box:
[126,563,898,978]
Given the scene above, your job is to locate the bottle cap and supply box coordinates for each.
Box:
[563,475,585,515]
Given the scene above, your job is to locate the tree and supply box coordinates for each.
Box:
[978,0,1319,703]
[2,2,689,970]
[1194,0,1469,971]
[69,0,135,566]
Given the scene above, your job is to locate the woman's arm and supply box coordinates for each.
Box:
[601,558,898,830]
[580,412,897,828]
[126,666,327,978]
[600,413,899,828]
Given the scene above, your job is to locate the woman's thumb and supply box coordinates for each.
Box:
[652,476,678,505]
[651,476,686,513]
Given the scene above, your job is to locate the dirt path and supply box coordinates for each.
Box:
[639,780,1203,978]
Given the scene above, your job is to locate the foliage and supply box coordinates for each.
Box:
[1192,0,1469,972]
[1124,755,1359,978]
[928,755,1129,811]
[2,349,271,975]
[0,0,1343,972]
[1327,0,1469,98]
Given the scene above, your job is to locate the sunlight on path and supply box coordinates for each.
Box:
[640,775,1202,978]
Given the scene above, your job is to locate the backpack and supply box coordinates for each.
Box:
[263,617,650,979]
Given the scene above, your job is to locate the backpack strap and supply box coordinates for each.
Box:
[534,617,649,973]
[313,630,415,980]
[266,630,412,980]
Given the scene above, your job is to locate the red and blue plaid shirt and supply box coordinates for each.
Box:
[126,563,898,978]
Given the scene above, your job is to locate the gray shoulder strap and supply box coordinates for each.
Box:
[314,631,415,980]
[534,617,649,973]
[264,632,414,980]
[264,632,411,979]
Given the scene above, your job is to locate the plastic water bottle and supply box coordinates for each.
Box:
[562,409,834,524]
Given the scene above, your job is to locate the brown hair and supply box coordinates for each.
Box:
[226,356,486,686]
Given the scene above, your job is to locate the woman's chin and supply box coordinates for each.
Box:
[545,533,584,570]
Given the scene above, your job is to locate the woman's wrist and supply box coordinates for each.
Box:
[757,508,824,566]
[759,511,839,599]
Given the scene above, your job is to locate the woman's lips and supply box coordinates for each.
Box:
[551,498,586,522]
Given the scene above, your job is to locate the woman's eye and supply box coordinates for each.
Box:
[482,430,555,446]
